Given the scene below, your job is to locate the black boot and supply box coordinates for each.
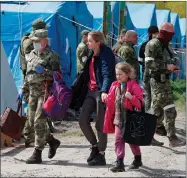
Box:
[151,137,164,146]
[129,155,143,169]
[88,153,106,166]
[110,158,125,172]
[47,137,61,159]
[169,135,182,147]
[87,146,99,163]
[156,126,167,136]
[25,140,34,148]
[26,148,42,164]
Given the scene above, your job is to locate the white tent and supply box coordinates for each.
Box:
[1,42,18,115]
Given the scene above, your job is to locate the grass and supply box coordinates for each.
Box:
[171,79,186,110]
[56,130,84,137]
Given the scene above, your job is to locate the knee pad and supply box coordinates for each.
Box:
[154,107,164,117]
[164,106,177,119]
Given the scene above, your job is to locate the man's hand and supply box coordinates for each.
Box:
[167,64,176,71]
[101,92,108,103]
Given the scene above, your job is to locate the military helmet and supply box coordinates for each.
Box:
[81,30,90,37]
[120,28,127,36]
[32,18,47,31]
[30,29,48,41]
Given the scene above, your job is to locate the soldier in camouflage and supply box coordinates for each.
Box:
[20,19,50,147]
[20,18,48,78]
[117,30,140,81]
[140,26,159,112]
[22,29,61,164]
[112,28,127,54]
[76,30,90,73]
[145,22,181,147]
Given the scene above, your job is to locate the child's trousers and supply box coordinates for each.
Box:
[115,125,141,159]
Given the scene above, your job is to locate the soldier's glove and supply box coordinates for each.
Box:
[17,91,24,102]
[125,91,133,100]
[35,64,45,73]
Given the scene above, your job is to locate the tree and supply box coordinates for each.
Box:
[131,1,186,18]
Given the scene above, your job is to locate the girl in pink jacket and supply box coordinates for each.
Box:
[103,62,144,172]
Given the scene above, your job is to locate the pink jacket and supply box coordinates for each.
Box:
[103,80,144,134]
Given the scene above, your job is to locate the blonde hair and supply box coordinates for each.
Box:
[115,62,136,79]
[88,31,105,44]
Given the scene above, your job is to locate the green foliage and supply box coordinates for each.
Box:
[171,79,186,108]
[156,2,186,18]
[130,1,186,17]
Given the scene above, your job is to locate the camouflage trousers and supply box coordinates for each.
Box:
[143,80,152,112]
[23,109,53,144]
[150,79,177,137]
[27,82,51,150]
[23,109,35,143]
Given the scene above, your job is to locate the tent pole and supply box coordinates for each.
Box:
[118,2,126,35]
[102,2,111,46]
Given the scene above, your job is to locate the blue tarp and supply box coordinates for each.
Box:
[156,10,170,28]
[170,13,181,48]
[112,3,157,45]
[1,2,93,91]
[179,18,186,48]
[93,18,103,31]
[86,2,103,31]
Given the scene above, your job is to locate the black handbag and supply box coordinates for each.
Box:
[123,109,157,146]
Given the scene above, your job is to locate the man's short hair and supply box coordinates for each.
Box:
[148,25,159,34]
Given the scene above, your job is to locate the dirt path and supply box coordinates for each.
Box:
[1,109,186,177]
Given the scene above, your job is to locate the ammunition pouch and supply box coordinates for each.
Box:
[150,72,170,83]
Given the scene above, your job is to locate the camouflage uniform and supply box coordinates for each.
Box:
[76,30,90,73]
[112,29,127,54]
[112,41,123,54]
[20,35,33,77]
[143,44,177,112]
[76,41,89,73]
[20,19,48,145]
[145,38,177,138]
[22,30,60,150]
[20,18,47,78]
[118,42,140,80]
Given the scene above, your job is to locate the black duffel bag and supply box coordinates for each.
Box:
[123,110,157,146]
